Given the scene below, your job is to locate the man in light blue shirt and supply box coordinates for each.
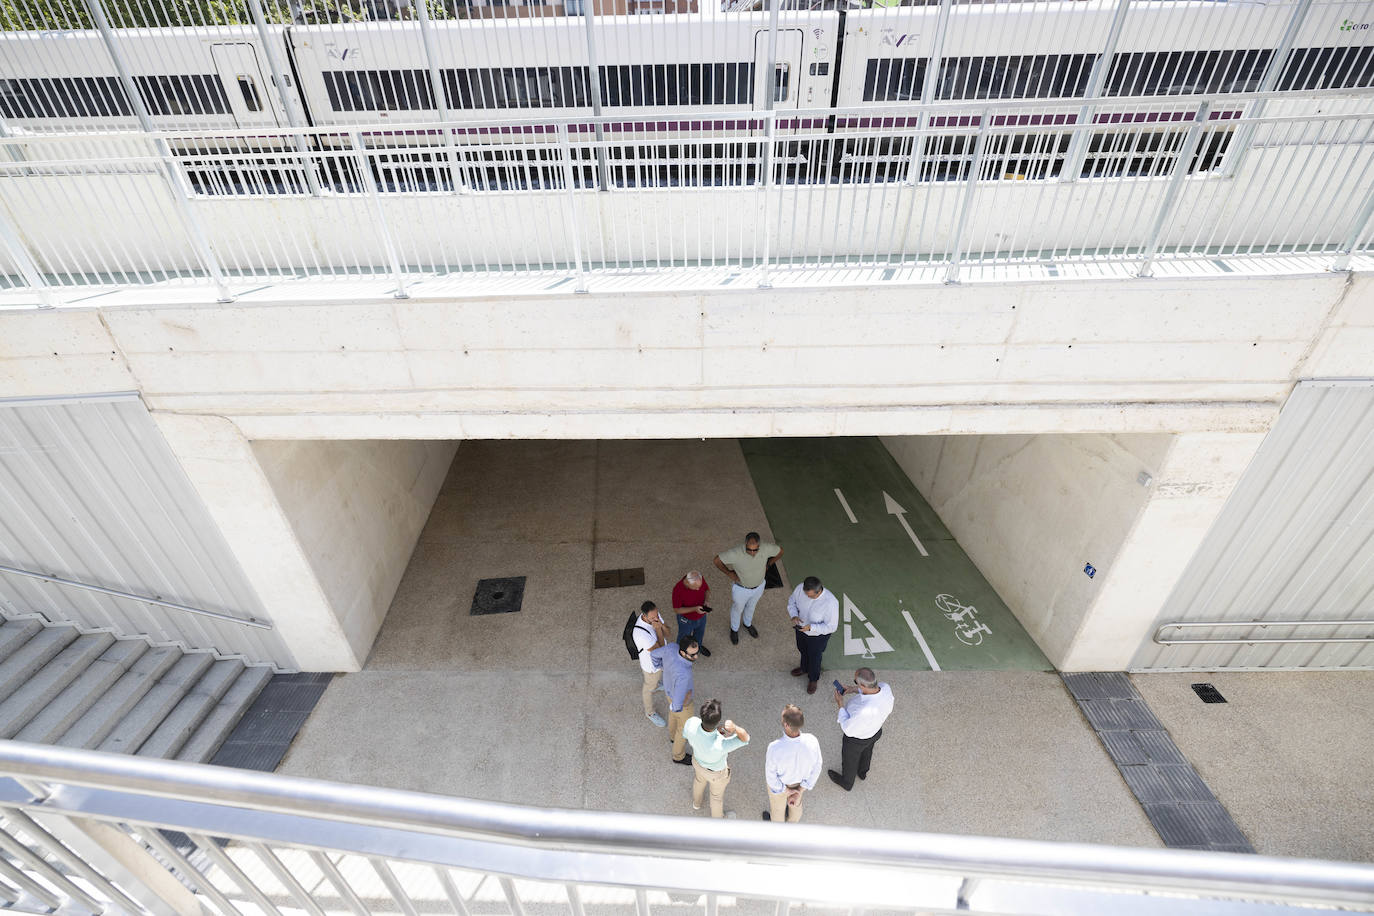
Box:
[651,638,698,765]
[788,576,840,694]
[682,698,750,818]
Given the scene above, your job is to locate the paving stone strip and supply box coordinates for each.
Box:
[1061,672,1254,853]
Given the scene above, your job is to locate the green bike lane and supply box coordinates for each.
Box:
[740,437,1052,672]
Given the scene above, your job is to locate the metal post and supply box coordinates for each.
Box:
[764,0,781,113]
[86,0,235,302]
[0,205,56,308]
[1137,101,1212,277]
[411,0,466,194]
[903,0,954,186]
[581,1,610,191]
[351,131,410,298]
[1060,0,1132,182]
[1331,182,1374,271]
[1218,0,1314,179]
[759,109,777,288]
[945,114,990,284]
[557,124,588,292]
[245,0,323,195]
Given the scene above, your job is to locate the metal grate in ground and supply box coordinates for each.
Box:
[1062,671,1254,853]
[209,672,333,772]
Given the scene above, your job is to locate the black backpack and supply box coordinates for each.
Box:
[622,612,651,661]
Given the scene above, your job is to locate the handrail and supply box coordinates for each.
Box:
[1154,618,1374,646]
[0,563,272,630]
[0,740,1372,912]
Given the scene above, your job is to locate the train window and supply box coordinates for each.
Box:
[1104,50,1272,96]
[323,70,433,111]
[237,76,263,112]
[863,59,927,102]
[1278,46,1374,91]
[444,67,591,109]
[0,76,131,119]
[599,64,755,106]
[936,55,1095,100]
[773,64,790,103]
[134,75,231,116]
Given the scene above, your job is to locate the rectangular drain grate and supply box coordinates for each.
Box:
[471,577,526,615]
[1191,683,1227,704]
[594,568,645,589]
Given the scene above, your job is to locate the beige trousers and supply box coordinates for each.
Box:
[668,703,694,761]
[767,787,804,823]
[641,669,661,717]
[692,759,731,818]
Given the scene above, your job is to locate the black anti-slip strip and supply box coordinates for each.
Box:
[1061,672,1254,853]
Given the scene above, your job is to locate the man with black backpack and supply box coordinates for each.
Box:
[625,601,671,727]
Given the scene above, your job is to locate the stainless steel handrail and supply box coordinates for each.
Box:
[0,740,1372,911]
[1154,619,1374,646]
[0,563,272,630]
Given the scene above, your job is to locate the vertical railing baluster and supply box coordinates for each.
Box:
[565,883,586,916]
[558,123,589,292]
[902,0,954,186]
[1218,0,1314,179]
[309,851,370,916]
[247,842,328,916]
[188,831,284,916]
[635,887,651,916]
[499,876,527,916]
[581,0,610,192]
[0,205,55,307]
[1059,0,1132,183]
[0,809,144,915]
[1331,181,1374,271]
[1138,102,1212,277]
[371,858,421,916]
[759,109,777,287]
[438,867,474,916]
[351,130,410,298]
[0,819,105,913]
[945,112,990,284]
[412,0,465,195]
[86,0,234,302]
[244,0,321,195]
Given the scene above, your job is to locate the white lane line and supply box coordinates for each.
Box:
[902,610,941,671]
[833,488,858,524]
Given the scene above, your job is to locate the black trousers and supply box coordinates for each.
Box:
[838,728,882,789]
[794,629,830,683]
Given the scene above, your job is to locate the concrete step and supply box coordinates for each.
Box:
[16,640,148,744]
[58,646,182,750]
[0,627,79,701]
[136,658,244,760]
[176,665,274,764]
[0,620,43,665]
[98,653,214,755]
[0,633,115,738]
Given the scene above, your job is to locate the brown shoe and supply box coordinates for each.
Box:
[806,681,818,694]
[790,667,805,677]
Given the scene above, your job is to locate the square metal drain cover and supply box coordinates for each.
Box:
[593,568,645,589]
[471,577,526,615]
[1191,683,1227,704]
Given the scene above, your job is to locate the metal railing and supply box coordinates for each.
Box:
[0,563,273,630]
[1154,618,1374,646]
[0,739,1371,916]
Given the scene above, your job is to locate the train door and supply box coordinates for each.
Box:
[753,29,805,112]
[211,42,283,128]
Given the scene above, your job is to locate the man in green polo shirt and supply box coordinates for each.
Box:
[713,531,783,645]
[683,698,750,818]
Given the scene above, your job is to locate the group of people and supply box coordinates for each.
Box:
[628,532,896,821]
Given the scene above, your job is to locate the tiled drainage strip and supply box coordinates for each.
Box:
[1061,672,1254,853]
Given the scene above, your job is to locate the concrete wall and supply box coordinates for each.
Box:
[882,432,1265,670]
[252,439,458,667]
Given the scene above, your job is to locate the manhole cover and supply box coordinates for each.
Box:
[471,577,526,616]
[1191,683,1227,704]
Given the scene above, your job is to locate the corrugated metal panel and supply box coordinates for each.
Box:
[0,393,294,668]
[1132,380,1374,670]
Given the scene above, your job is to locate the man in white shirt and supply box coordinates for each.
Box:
[828,667,894,791]
[762,704,822,823]
[787,576,839,694]
[632,601,670,727]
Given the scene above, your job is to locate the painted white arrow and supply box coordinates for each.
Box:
[882,491,929,557]
[842,594,893,658]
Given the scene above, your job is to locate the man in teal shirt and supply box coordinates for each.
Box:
[682,698,750,818]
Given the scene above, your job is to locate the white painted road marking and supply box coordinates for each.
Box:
[842,594,894,658]
[882,491,929,557]
[902,610,941,671]
[833,488,858,524]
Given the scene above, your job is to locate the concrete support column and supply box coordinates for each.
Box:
[1058,432,1265,671]
[153,414,358,671]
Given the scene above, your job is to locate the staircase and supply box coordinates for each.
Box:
[0,619,274,763]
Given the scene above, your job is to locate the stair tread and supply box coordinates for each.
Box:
[176,666,275,764]
[0,627,80,700]
[97,653,214,755]
[136,659,245,759]
[0,633,115,738]
[0,621,43,665]
[16,640,148,744]
[57,647,182,749]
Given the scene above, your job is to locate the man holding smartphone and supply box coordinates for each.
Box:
[787,576,839,694]
[671,570,713,657]
[829,667,895,791]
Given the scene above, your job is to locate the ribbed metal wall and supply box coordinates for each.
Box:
[0,393,293,668]
[1132,380,1374,670]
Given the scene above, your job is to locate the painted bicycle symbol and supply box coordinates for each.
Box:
[934,593,992,647]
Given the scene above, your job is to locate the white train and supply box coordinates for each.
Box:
[0,2,1370,190]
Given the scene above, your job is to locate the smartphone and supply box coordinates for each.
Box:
[832,679,844,694]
